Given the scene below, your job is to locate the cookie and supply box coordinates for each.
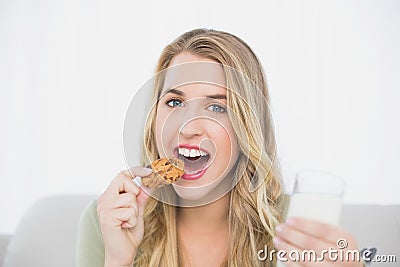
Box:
[141,158,184,188]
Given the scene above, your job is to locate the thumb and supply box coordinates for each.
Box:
[136,187,153,217]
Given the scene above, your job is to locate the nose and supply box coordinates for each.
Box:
[179,117,206,138]
[174,98,207,139]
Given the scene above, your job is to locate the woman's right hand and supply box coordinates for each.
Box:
[97,166,153,267]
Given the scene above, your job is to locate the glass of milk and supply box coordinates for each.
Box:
[285,170,345,225]
[276,171,345,267]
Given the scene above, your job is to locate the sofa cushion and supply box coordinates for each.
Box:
[340,204,400,266]
[3,194,97,267]
[2,195,399,267]
[0,234,11,267]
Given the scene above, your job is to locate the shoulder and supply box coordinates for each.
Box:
[79,199,102,238]
[76,199,105,267]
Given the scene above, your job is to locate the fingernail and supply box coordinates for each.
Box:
[121,222,133,228]
[273,237,281,247]
[275,225,283,233]
[143,167,152,175]
[286,217,296,225]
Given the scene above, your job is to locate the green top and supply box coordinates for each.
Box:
[76,197,289,267]
[76,200,106,267]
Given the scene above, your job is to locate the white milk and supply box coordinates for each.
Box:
[285,192,342,225]
[276,193,342,267]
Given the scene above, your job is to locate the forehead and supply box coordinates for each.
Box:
[162,53,227,95]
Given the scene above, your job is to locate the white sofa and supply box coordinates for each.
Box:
[1,194,399,267]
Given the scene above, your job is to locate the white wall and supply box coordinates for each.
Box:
[0,0,399,234]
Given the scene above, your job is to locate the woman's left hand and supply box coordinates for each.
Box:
[274,217,364,266]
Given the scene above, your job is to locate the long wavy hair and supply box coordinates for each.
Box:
[134,28,284,267]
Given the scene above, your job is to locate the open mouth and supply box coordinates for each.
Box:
[176,147,210,175]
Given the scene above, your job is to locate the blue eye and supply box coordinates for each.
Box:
[166,99,184,107]
[207,104,226,113]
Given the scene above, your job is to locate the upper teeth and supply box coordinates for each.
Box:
[178,148,208,157]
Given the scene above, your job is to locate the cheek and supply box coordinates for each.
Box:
[224,132,240,165]
[212,122,239,162]
[155,109,168,157]
[155,107,179,157]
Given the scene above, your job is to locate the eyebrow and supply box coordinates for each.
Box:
[162,88,184,97]
[161,88,226,100]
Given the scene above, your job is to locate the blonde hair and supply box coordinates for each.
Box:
[135,29,283,267]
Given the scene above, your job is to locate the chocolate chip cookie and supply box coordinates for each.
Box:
[141,158,184,188]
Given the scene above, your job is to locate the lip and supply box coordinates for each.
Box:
[181,167,208,180]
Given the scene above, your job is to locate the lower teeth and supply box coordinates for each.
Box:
[185,170,202,175]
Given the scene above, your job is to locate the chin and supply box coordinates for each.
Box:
[172,177,233,207]
[173,183,216,203]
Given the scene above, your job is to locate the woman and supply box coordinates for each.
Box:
[77,29,362,267]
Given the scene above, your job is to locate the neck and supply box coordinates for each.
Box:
[177,193,230,232]
[177,193,231,266]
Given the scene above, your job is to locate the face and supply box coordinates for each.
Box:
[154,53,240,202]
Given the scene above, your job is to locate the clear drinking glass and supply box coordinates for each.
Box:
[285,170,345,225]
[276,171,345,267]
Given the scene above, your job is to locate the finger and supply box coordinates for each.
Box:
[273,237,305,266]
[113,192,137,210]
[285,217,350,245]
[117,166,152,194]
[136,187,152,217]
[121,221,135,229]
[125,166,153,178]
[110,207,138,228]
[275,223,333,257]
[108,172,141,195]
